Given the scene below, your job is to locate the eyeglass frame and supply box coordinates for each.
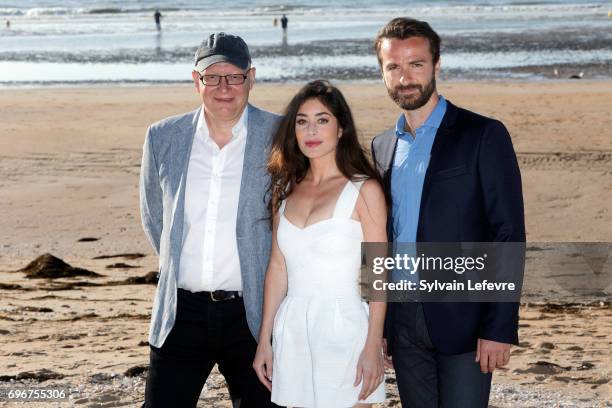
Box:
[197,68,253,86]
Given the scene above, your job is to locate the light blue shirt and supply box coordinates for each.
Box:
[391,95,447,243]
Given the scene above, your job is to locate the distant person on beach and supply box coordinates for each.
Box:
[5,20,9,29]
[281,14,288,31]
[273,17,278,27]
[140,32,280,407]
[280,14,289,47]
[371,17,525,407]
[154,9,162,31]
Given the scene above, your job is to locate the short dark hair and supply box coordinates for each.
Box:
[374,17,441,66]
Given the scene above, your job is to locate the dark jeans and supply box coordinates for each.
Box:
[144,289,277,408]
[393,302,492,408]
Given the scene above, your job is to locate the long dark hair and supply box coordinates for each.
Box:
[267,80,383,216]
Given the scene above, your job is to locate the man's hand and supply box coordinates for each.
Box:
[475,338,511,373]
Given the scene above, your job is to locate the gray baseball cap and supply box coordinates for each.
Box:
[194,32,251,72]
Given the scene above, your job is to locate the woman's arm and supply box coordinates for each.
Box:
[253,211,288,391]
[353,179,388,400]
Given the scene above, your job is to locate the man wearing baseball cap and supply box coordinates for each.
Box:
[140,32,281,407]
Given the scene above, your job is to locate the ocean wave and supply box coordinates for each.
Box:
[0,3,607,18]
[88,7,181,14]
[87,8,127,14]
[25,7,84,17]
[0,7,76,17]
[0,8,24,16]
[0,6,180,17]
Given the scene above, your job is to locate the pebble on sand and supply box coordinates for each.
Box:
[106,262,140,269]
[77,237,99,242]
[124,365,148,378]
[122,271,159,285]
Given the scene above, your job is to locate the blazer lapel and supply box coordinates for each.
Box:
[237,104,262,238]
[377,128,398,173]
[384,134,398,193]
[417,101,459,239]
[170,107,200,197]
[169,107,200,267]
[373,128,398,240]
[373,128,398,190]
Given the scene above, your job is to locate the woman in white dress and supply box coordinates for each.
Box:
[253,80,388,407]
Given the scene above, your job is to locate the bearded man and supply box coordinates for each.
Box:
[370,17,525,408]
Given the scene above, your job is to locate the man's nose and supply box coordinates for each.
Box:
[399,70,413,85]
[218,76,230,90]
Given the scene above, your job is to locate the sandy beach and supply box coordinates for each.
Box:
[0,80,611,407]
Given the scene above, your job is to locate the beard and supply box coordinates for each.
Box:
[388,76,436,111]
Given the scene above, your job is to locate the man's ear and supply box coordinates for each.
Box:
[248,67,257,90]
[192,70,202,92]
[434,58,441,78]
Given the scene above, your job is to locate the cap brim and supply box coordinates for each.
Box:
[195,55,250,72]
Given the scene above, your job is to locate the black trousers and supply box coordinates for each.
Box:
[393,302,492,408]
[144,289,278,408]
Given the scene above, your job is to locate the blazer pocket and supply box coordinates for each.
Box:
[432,165,468,181]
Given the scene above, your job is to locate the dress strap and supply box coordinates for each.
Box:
[332,179,365,219]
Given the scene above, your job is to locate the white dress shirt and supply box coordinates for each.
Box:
[178,107,248,292]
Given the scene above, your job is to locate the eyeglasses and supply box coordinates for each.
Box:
[199,69,251,86]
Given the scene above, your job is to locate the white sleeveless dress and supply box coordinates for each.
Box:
[271,180,386,408]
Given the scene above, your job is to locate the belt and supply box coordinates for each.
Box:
[202,290,243,302]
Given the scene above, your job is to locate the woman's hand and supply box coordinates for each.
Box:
[252,342,274,392]
[354,340,385,401]
[382,338,393,369]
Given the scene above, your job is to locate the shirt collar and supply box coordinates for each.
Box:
[197,105,249,143]
[395,95,447,140]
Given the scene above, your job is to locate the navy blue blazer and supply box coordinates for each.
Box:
[371,100,525,355]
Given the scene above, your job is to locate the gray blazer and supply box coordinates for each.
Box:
[140,103,281,348]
